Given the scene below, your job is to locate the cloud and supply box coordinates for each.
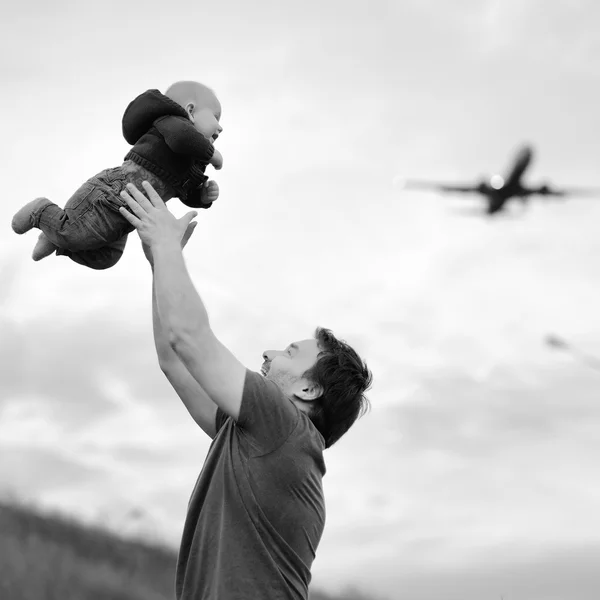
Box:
[3,2,600,598]
[310,360,600,596]
[313,541,600,600]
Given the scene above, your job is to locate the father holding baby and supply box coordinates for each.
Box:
[119,110,372,598]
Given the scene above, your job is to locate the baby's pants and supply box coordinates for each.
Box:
[31,167,134,270]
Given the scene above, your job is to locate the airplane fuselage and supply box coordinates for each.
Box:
[482,145,533,213]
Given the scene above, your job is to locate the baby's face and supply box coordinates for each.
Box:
[191,97,222,143]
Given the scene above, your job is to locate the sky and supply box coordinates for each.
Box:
[2,0,600,598]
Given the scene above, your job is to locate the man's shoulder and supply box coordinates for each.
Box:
[294,412,326,455]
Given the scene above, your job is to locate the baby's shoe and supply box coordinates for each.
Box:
[11,197,51,234]
[32,232,57,261]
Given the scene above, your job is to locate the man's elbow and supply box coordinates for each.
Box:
[158,354,173,374]
[167,325,212,362]
[168,329,187,356]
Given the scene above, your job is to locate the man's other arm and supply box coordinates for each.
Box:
[151,266,219,438]
[153,242,246,421]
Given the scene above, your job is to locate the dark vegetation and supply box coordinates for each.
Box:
[0,499,375,600]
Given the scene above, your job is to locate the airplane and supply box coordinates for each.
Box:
[399,144,600,215]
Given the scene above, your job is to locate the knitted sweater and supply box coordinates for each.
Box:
[122,89,215,205]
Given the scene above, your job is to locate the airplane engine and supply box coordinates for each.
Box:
[537,182,565,197]
[538,183,552,195]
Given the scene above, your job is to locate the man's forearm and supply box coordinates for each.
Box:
[152,241,211,346]
[151,266,179,364]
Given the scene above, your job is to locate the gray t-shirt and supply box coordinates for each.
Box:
[175,369,327,600]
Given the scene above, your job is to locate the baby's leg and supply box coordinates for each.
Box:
[13,180,99,243]
[32,233,58,261]
[32,182,110,251]
[11,197,54,234]
[56,234,129,270]
[19,181,127,254]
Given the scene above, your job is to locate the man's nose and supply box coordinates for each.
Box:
[217,124,223,134]
[262,350,282,361]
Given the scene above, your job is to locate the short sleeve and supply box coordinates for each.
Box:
[235,369,300,455]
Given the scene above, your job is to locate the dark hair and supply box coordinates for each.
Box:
[302,327,373,448]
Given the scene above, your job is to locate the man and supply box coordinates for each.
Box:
[118,181,373,600]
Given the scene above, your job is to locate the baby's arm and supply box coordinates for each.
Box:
[181,180,219,209]
[154,116,220,169]
[210,148,223,170]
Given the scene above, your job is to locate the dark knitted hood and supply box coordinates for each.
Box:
[122,89,189,145]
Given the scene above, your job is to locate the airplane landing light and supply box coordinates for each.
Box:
[490,174,504,189]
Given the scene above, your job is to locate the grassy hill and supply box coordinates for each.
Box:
[0,499,373,600]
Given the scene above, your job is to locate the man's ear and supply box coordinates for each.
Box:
[297,383,323,402]
[186,102,195,121]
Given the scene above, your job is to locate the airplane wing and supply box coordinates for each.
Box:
[524,184,600,198]
[398,179,482,194]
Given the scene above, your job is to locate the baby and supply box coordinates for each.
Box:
[11,81,223,270]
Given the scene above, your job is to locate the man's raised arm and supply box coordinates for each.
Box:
[153,242,246,421]
[150,262,219,438]
[119,182,246,422]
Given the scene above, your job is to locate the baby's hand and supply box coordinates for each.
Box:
[201,180,219,206]
[210,148,223,170]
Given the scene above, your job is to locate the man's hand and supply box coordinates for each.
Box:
[142,220,198,267]
[119,181,198,251]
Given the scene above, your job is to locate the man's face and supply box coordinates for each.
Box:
[261,339,323,406]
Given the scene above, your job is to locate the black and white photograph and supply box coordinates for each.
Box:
[2,1,600,599]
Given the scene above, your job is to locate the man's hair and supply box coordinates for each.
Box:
[303,327,373,448]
